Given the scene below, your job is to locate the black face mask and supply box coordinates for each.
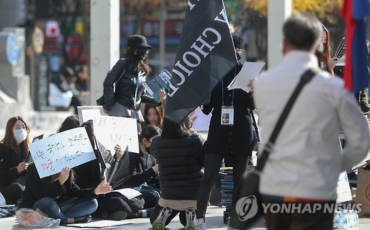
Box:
[137,48,148,60]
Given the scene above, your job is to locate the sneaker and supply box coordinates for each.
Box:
[185,208,196,230]
[74,215,92,223]
[196,218,206,230]
[152,207,172,230]
[101,211,127,220]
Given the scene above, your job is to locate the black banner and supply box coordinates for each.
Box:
[164,0,237,124]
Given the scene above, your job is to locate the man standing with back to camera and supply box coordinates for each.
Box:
[254,13,370,230]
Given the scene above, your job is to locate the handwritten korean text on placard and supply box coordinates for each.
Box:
[28,127,96,178]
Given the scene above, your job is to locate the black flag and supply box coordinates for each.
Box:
[164,0,237,124]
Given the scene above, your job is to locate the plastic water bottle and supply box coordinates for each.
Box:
[335,210,359,229]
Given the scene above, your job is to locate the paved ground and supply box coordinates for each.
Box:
[1,206,370,229]
[1,206,232,230]
[1,128,370,229]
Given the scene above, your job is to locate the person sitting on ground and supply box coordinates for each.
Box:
[142,104,164,130]
[74,120,106,190]
[19,164,112,225]
[131,125,161,208]
[0,116,31,205]
[57,115,80,133]
[150,116,205,230]
[92,126,160,220]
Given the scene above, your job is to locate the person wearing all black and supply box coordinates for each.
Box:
[150,117,205,230]
[196,32,255,229]
[101,35,166,133]
[19,163,111,225]
[130,125,161,208]
[91,149,158,220]
[76,123,159,221]
[0,116,31,205]
[74,120,106,190]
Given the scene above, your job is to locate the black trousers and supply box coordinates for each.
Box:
[263,201,335,230]
[94,193,142,218]
[149,204,186,227]
[196,154,249,219]
[0,183,24,205]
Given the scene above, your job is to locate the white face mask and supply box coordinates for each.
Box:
[13,129,27,144]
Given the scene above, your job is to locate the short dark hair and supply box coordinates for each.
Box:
[139,125,161,142]
[58,115,80,133]
[283,12,322,50]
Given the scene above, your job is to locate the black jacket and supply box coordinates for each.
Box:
[139,151,159,188]
[107,152,157,190]
[103,59,157,111]
[0,143,26,188]
[19,163,98,209]
[151,133,205,200]
[202,61,255,156]
[74,149,105,189]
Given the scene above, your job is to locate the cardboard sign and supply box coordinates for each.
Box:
[77,106,103,124]
[336,172,352,203]
[189,107,211,132]
[28,127,96,178]
[355,169,370,214]
[93,116,139,155]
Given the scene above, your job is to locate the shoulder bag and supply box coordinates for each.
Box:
[229,68,318,229]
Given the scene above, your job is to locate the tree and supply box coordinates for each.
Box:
[243,0,343,22]
[239,0,345,61]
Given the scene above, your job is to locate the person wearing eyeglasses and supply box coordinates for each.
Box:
[99,35,166,133]
[0,116,31,205]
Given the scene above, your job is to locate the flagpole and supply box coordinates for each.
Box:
[159,0,166,71]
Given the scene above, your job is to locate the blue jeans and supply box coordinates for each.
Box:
[32,197,98,224]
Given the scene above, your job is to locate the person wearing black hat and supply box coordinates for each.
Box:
[195,32,255,230]
[100,35,166,133]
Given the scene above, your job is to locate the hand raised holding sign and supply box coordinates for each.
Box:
[58,167,70,185]
[17,162,28,173]
[115,144,124,161]
[94,179,112,195]
[156,89,166,103]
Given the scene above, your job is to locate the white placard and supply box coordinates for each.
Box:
[336,172,353,203]
[113,188,142,200]
[77,106,103,124]
[228,62,265,93]
[93,116,139,155]
[67,220,132,228]
[28,127,96,178]
[190,107,212,131]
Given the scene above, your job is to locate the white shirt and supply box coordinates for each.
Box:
[254,51,370,200]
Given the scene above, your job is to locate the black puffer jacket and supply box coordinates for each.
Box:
[103,58,157,111]
[151,133,205,200]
